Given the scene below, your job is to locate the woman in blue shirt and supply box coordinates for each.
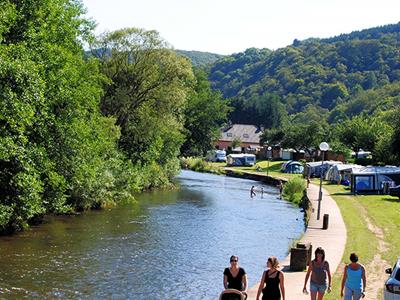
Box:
[340,253,366,299]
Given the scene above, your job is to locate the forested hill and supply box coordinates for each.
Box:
[176,50,224,66]
[208,22,400,119]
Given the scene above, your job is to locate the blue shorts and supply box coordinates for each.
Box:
[344,286,363,300]
[310,282,327,293]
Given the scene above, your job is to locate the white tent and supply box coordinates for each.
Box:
[325,164,362,183]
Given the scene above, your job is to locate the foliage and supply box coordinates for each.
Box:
[209,23,400,117]
[229,92,287,129]
[390,107,400,162]
[93,28,194,184]
[179,157,224,174]
[180,68,231,157]
[231,137,242,149]
[283,177,306,205]
[176,50,224,66]
[336,115,388,157]
[0,0,139,233]
[262,121,325,156]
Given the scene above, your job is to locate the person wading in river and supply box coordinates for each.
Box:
[250,186,256,198]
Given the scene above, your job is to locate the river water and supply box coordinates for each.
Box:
[0,170,304,299]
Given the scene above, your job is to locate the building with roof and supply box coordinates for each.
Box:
[214,124,262,153]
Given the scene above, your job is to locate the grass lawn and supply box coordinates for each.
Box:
[322,183,400,299]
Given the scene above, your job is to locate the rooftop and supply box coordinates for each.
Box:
[219,124,262,144]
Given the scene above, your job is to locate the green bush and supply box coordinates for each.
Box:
[283,177,306,205]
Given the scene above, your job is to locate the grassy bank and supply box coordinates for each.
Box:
[322,184,400,299]
[180,157,225,174]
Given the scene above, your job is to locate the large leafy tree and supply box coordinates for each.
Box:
[0,0,124,233]
[262,121,325,156]
[337,115,386,158]
[390,108,400,163]
[93,28,194,183]
[180,68,231,156]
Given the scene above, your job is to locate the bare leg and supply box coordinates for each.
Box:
[310,291,317,300]
[317,291,325,300]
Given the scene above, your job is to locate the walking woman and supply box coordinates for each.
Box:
[303,247,332,300]
[340,253,366,299]
[256,256,285,300]
[223,255,248,297]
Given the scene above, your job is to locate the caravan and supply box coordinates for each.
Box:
[206,150,227,162]
[227,154,256,166]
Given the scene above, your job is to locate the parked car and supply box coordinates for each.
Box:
[383,257,400,300]
[389,185,400,199]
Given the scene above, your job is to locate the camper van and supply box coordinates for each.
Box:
[206,150,227,162]
[227,154,256,166]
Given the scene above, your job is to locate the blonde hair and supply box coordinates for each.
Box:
[267,256,279,269]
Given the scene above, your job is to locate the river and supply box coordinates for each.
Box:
[0,170,304,299]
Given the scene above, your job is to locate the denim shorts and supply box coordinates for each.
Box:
[344,286,363,300]
[310,282,327,293]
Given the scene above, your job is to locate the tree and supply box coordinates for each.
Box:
[390,108,400,163]
[337,115,385,158]
[231,137,242,150]
[0,0,125,232]
[261,121,325,157]
[93,28,194,182]
[180,68,231,156]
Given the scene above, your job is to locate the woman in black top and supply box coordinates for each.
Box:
[223,255,248,295]
[256,256,285,300]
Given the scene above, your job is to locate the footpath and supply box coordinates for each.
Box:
[246,183,347,300]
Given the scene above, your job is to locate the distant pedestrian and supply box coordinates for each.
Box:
[261,187,264,198]
[307,177,311,188]
[256,256,285,300]
[277,181,283,199]
[251,186,256,198]
[303,247,332,299]
[340,253,366,300]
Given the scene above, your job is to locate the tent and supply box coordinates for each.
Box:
[305,161,343,178]
[351,166,400,194]
[281,160,304,174]
[325,164,362,183]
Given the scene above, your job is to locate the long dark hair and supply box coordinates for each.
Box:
[314,247,325,261]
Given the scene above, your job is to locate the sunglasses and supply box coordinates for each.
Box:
[230,260,238,262]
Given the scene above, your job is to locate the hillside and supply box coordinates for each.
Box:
[208,22,400,125]
[176,50,224,66]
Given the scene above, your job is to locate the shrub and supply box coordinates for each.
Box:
[283,177,306,205]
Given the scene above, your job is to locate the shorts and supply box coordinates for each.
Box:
[344,286,363,300]
[310,282,327,293]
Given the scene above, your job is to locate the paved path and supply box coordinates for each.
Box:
[246,183,347,300]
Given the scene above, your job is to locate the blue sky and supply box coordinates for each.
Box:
[81,0,400,55]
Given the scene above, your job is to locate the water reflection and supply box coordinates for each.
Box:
[0,170,304,299]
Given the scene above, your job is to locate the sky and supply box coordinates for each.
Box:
[81,0,400,55]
